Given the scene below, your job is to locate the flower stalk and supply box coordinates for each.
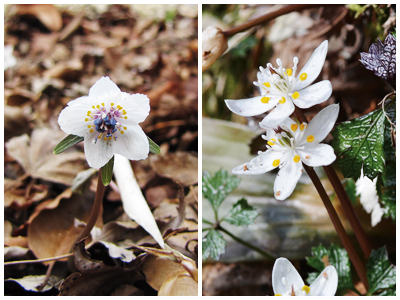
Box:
[294,106,372,258]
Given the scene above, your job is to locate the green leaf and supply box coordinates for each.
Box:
[148,136,161,154]
[378,287,396,296]
[202,169,241,212]
[53,134,84,155]
[306,244,354,291]
[367,246,396,295]
[101,156,114,186]
[202,229,226,261]
[224,198,258,226]
[306,272,319,286]
[344,178,357,204]
[332,108,385,181]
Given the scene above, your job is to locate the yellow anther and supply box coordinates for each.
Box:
[124,116,128,119]
[90,129,94,133]
[267,141,275,146]
[261,97,270,104]
[120,130,124,134]
[291,124,298,131]
[96,105,100,108]
[293,155,301,163]
[274,294,282,296]
[302,285,310,294]
[117,105,122,109]
[92,105,95,109]
[300,73,307,81]
[300,123,306,131]
[87,125,91,128]
[263,82,271,88]
[108,137,112,140]
[292,91,300,99]
[123,127,127,130]
[98,135,102,139]
[286,69,292,76]
[122,110,127,115]
[307,135,315,142]
[104,137,107,141]
[87,111,91,114]
[279,97,286,104]
[111,103,114,106]
[85,118,89,122]
[101,103,104,106]
[272,159,280,167]
[271,138,277,142]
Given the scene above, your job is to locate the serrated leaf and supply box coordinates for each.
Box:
[367,246,396,295]
[332,108,385,181]
[101,156,114,186]
[344,178,357,204]
[202,169,241,212]
[306,272,319,286]
[224,198,258,226]
[53,134,84,155]
[378,287,396,296]
[306,244,354,291]
[202,229,226,261]
[148,136,161,154]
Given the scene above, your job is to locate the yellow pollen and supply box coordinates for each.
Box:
[101,103,104,106]
[307,135,315,143]
[274,294,282,296]
[292,91,300,99]
[104,137,107,141]
[300,73,307,81]
[108,137,112,140]
[291,124,298,131]
[87,111,91,114]
[271,138,277,142]
[123,127,127,130]
[124,116,128,119]
[261,97,270,104]
[96,105,100,108]
[120,130,124,134]
[286,69,292,76]
[117,105,122,109]
[279,97,286,104]
[87,125,91,128]
[111,103,114,106]
[267,141,275,146]
[85,118,89,122]
[263,82,271,88]
[98,135,102,139]
[90,129,94,133]
[122,110,127,115]
[293,155,301,163]
[300,123,306,131]
[92,105,95,109]
[272,159,280,167]
[302,285,310,294]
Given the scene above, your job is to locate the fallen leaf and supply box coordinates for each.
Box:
[158,269,197,296]
[5,275,61,293]
[16,4,63,31]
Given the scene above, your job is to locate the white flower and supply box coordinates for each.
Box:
[58,76,150,169]
[356,172,384,227]
[225,40,332,128]
[232,104,339,200]
[272,257,338,296]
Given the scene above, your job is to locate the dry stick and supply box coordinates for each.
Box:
[295,107,372,258]
[74,169,105,244]
[223,4,321,38]
[294,107,368,290]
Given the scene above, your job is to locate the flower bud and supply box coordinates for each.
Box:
[202,26,228,72]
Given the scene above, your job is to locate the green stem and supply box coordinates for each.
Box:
[216,224,275,260]
[223,4,321,38]
[202,219,214,226]
[294,106,372,258]
[74,169,105,244]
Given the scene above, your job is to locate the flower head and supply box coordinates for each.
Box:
[58,76,150,169]
[233,104,339,200]
[272,257,338,296]
[225,40,332,128]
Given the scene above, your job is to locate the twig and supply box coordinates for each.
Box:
[4,253,74,266]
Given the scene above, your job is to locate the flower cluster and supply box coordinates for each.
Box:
[226,41,338,200]
[272,257,338,296]
[58,76,150,169]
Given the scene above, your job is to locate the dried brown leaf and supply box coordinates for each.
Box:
[16,4,63,31]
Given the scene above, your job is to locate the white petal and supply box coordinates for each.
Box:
[260,99,295,129]
[225,96,278,117]
[232,151,283,175]
[272,258,305,296]
[298,144,336,167]
[309,265,338,296]
[119,92,150,124]
[305,104,339,142]
[88,76,121,106]
[274,156,303,200]
[292,80,332,108]
[84,130,116,169]
[295,40,328,90]
[58,96,93,136]
[114,124,149,161]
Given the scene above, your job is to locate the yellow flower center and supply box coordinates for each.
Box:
[300,123,307,131]
[293,155,301,163]
[274,294,282,296]
[279,97,286,104]
[307,135,315,143]
[272,159,280,167]
[261,97,270,104]
[292,91,300,99]
[302,285,310,294]
[291,124,298,131]
[286,69,292,76]
[263,82,271,88]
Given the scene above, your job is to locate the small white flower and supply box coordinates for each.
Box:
[233,104,339,200]
[272,257,338,296]
[58,76,150,169]
[225,40,332,128]
[356,172,384,227]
